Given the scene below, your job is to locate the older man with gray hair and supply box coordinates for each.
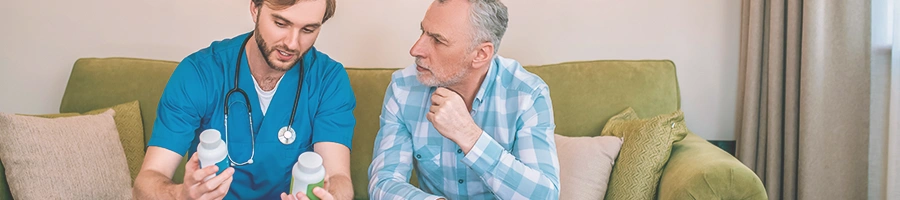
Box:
[367,0,560,199]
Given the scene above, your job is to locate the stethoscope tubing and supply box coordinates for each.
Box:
[223,31,306,166]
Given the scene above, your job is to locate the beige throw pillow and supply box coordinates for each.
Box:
[555,134,623,200]
[0,110,132,199]
[17,100,145,181]
[554,135,622,200]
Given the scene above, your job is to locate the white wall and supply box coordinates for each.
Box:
[0,0,741,140]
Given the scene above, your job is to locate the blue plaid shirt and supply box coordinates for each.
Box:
[368,56,560,200]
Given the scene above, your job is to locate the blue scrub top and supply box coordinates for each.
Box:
[149,32,356,199]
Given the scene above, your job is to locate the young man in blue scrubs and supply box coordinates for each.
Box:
[368,0,560,199]
[133,0,355,199]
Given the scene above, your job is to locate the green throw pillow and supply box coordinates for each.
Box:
[83,101,146,181]
[0,101,145,182]
[601,107,688,200]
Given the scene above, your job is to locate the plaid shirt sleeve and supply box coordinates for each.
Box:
[461,86,561,199]
[368,81,444,200]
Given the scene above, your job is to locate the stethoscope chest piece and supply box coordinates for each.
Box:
[278,126,296,145]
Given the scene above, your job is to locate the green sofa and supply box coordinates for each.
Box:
[0,57,766,199]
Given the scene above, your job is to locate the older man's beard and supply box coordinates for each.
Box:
[255,29,302,72]
[415,58,470,87]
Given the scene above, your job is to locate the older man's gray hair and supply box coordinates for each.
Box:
[438,0,509,54]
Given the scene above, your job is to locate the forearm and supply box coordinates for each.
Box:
[462,132,560,199]
[369,174,441,200]
[133,170,182,200]
[472,150,559,199]
[368,143,439,199]
[327,174,353,200]
[368,149,441,199]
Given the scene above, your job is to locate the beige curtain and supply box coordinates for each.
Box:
[736,0,870,199]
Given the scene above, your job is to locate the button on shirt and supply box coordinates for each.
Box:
[368,56,561,199]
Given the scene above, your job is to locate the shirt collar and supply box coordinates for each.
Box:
[472,56,499,109]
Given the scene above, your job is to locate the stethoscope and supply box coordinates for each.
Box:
[223,32,309,166]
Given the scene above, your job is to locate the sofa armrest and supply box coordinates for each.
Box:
[657,132,767,200]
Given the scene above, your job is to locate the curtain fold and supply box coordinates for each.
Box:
[737,0,870,199]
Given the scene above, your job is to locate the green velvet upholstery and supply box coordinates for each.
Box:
[0,162,9,200]
[527,60,682,137]
[659,133,767,199]
[0,57,765,199]
[345,68,421,197]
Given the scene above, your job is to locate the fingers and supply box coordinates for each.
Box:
[188,166,227,198]
[431,93,444,106]
[430,91,446,113]
[430,93,441,118]
[431,87,456,105]
[296,192,311,200]
[199,175,233,200]
[431,87,464,107]
[436,87,463,99]
[289,187,332,200]
[312,187,334,200]
[430,102,439,113]
[184,152,201,185]
[215,176,233,199]
[186,152,201,172]
[194,168,233,200]
[201,168,234,192]
[433,87,449,97]
[281,192,295,200]
[191,164,220,184]
[182,154,235,200]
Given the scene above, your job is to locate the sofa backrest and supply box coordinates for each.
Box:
[342,60,681,198]
[60,58,178,145]
[528,60,681,136]
[58,57,680,199]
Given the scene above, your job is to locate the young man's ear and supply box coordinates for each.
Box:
[250,2,260,24]
[471,42,495,70]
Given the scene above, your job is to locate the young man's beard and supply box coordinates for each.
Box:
[254,29,303,72]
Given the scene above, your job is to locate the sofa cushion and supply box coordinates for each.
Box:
[0,110,132,199]
[0,101,145,199]
[6,101,146,181]
[555,134,623,200]
[80,101,146,181]
[601,107,688,199]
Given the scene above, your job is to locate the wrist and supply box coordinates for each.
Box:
[174,184,186,200]
[457,126,482,154]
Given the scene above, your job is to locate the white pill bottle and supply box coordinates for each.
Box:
[197,129,229,181]
[291,151,326,200]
